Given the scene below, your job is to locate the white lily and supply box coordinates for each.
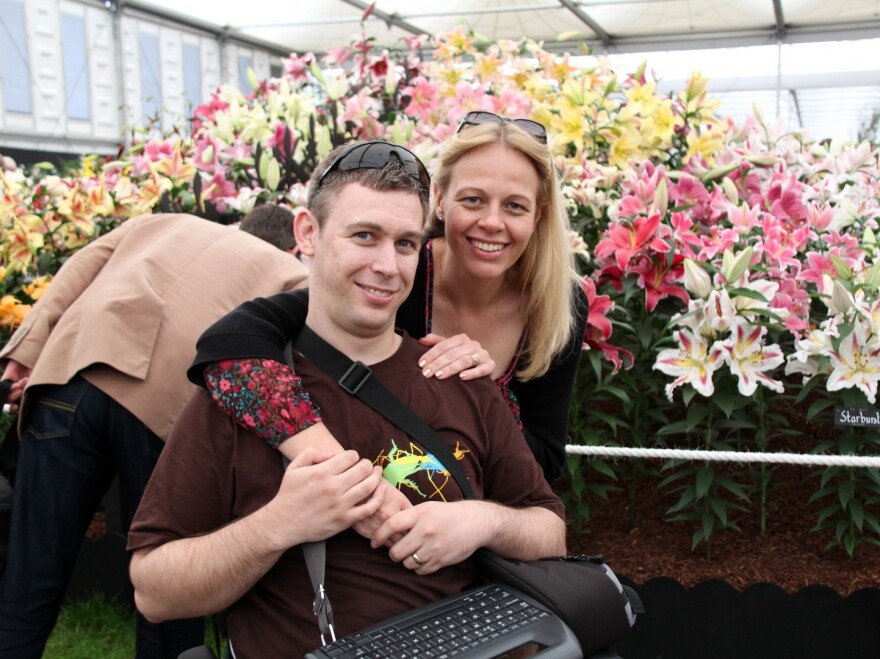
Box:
[683,259,712,300]
[731,279,778,317]
[705,289,737,335]
[718,317,785,396]
[721,246,753,285]
[653,328,726,401]
[826,322,880,404]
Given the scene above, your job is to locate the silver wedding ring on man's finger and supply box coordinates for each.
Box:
[412,552,425,566]
[468,352,480,368]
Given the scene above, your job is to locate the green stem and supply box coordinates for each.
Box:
[704,408,714,561]
[757,388,768,535]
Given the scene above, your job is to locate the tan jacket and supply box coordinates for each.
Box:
[0,213,309,440]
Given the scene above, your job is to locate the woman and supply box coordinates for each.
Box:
[188,112,588,482]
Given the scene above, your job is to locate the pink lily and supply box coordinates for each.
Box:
[594,213,670,271]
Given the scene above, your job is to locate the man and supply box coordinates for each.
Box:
[128,142,566,657]
[0,211,309,658]
[237,203,299,258]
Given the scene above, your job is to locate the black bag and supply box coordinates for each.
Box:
[288,329,643,654]
[475,550,637,654]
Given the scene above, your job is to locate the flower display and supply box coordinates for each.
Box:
[2,28,879,555]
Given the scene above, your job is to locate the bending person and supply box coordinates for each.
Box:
[0,210,308,659]
[188,112,588,482]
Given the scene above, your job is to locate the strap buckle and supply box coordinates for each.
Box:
[338,361,372,395]
[313,584,336,645]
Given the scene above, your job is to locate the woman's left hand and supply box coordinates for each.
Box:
[417,333,495,380]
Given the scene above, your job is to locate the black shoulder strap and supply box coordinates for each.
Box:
[288,326,475,500]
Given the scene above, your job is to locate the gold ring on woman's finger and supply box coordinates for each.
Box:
[412,552,425,566]
[468,352,480,367]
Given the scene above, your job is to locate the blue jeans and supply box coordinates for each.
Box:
[0,376,204,658]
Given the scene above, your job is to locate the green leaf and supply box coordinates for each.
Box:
[806,398,837,423]
[726,287,769,302]
[686,404,709,432]
[793,375,823,404]
[594,385,632,405]
[585,411,620,432]
[864,513,880,535]
[844,533,856,557]
[591,460,617,479]
[715,476,750,501]
[709,496,728,525]
[839,480,855,510]
[815,503,841,527]
[711,386,738,418]
[701,512,715,541]
[850,499,864,530]
[696,465,714,498]
[657,420,692,436]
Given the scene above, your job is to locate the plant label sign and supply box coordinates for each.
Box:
[835,407,880,427]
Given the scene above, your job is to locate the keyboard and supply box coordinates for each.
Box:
[304,582,583,659]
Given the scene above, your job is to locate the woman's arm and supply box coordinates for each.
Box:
[510,284,589,482]
[186,289,310,386]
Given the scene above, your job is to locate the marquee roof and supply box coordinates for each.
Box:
[127,0,880,141]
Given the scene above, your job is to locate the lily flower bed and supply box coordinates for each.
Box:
[1,29,879,570]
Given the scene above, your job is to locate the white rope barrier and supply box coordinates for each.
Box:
[565,445,880,468]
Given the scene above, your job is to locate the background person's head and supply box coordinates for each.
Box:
[428,113,578,380]
[239,203,298,255]
[295,141,430,343]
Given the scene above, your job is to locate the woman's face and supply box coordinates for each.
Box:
[436,142,542,281]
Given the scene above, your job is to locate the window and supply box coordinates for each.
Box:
[182,41,201,113]
[61,13,90,120]
[238,54,253,93]
[0,0,32,114]
[139,31,162,120]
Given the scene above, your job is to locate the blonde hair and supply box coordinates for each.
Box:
[428,122,580,380]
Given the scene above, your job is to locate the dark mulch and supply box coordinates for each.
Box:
[575,461,880,596]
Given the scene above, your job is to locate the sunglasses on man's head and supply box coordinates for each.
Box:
[456,111,548,144]
[318,141,431,190]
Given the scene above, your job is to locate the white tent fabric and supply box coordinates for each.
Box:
[127,1,880,141]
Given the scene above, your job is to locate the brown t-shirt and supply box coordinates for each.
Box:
[129,334,564,658]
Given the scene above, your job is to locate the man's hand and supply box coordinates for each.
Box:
[417,333,495,381]
[370,501,488,575]
[276,424,413,545]
[1,359,31,412]
[262,449,386,549]
[352,481,412,545]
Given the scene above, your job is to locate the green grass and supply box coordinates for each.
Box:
[44,593,136,659]
[45,595,221,658]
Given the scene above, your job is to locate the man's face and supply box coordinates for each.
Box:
[296,182,424,340]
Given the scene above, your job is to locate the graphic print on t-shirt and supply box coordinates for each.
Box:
[374,439,469,501]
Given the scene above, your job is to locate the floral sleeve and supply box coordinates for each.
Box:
[204,358,322,449]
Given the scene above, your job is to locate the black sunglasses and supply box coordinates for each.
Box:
[318,141,430,190]
[456,111,548,144]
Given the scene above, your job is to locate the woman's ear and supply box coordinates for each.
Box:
[293,208,318,258]
[432,186,444,221]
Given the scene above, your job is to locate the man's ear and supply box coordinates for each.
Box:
[293,208,318,258]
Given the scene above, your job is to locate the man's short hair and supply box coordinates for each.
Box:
[306,142,431,230]
[239,204,296,251]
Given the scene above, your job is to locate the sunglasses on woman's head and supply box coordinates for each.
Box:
[456,111,548,144]
[318,141,431,190]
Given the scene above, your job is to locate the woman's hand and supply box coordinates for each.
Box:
[417,333,495,381]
